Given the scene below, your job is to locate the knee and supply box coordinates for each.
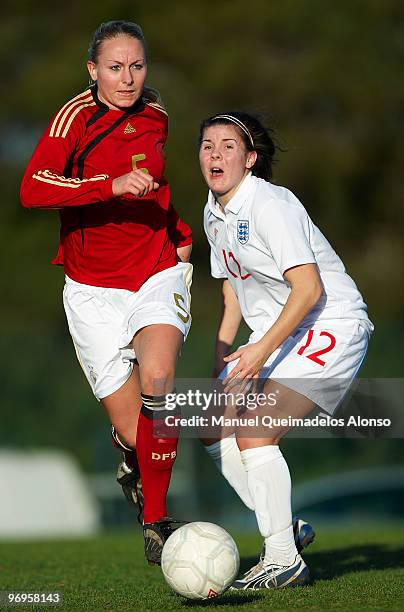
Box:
[139,362,176,396]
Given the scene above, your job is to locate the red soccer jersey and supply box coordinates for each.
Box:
[20,86,192,291]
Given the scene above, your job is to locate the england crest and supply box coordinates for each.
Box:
[237,220,249,244]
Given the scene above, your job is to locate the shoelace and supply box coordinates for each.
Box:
[262,561,282,584]
[242,559,265,580]
[245,558,287,584]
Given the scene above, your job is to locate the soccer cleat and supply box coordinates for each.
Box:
[293,516,315,552]
[116,458,144,525]
[143,518,186,566]
[256,516,315,564]
[111,426,144,524]
[231,554,310,590]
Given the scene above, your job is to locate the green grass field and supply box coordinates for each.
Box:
[1,526,403,611]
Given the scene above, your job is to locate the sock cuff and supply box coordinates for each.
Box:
[264,524,297,566]
[204,433,237,461]
[141,392,171,409]
[141,391,179,420]
[241,445,283,471]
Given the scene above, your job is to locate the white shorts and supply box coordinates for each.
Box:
[221,319,370,415]
[63,263,193,401]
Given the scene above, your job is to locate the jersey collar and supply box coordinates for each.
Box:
[208,172,254,218]
[90,84,145,115]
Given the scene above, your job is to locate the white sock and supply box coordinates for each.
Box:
[204,434,254,510]
[241,445,298,566]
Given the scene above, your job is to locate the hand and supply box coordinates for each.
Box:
[112,169,159,198]
[222,341,271,392]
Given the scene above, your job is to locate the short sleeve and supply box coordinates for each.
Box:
[203,206,227,279]
[209,249,227,279]
[257,196,316,275]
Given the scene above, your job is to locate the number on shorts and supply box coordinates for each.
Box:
[297,329,337,366]
[173,292,190,324]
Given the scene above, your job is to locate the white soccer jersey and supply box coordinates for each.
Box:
[203,172,373,335]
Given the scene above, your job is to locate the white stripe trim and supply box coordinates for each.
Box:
[32,169,109,189]
[146,101,168,116]
[49,90,92,137]
[37,169,108,181]
[60,101,96,138]
[54,96,94,138]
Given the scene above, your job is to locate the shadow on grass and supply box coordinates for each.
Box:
[308,543,404,581]
[172,544,404,606]
[239,542,404,585]
[181,592,264,607]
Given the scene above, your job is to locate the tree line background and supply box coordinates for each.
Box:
[1,1,403,490]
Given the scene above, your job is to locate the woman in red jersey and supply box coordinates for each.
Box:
[20,20,192,565]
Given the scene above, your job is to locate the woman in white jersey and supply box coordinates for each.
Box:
[199,112,373,590]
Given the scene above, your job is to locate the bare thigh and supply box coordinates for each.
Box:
[236,379,316,451]
[101,324,183,447]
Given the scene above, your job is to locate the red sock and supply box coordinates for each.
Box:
[136,395,180,524]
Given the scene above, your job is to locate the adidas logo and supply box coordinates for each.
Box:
[124,122,136,134]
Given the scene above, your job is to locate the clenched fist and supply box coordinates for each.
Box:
[112,169,159,198]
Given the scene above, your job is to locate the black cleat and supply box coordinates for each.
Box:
[111,426,144,525]
[116,458,144,525]
[143,518,186,566]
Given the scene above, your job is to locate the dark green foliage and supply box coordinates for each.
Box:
[1,3,403,473]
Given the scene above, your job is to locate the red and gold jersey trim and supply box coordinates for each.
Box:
[146,101,168,116]
[49,90,96,138]
[32,169,109,188]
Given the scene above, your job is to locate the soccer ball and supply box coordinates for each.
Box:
[161,521,239,600]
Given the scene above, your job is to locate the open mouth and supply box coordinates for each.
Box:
[210,167,223,176]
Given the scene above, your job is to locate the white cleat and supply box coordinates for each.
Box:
[231,554,310,590]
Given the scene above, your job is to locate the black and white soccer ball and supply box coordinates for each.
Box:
[161,521,240,600]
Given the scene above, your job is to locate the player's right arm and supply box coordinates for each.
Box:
[213,280,242,378]
[203,206,239,377]
[20,110,158,209]
[20,111,115,209]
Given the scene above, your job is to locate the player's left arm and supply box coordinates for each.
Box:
[167,202,193,262]
[176,244,192,262]
[223,263,323,387]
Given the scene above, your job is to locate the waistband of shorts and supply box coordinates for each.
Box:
[64,262,193,295]
[64,275,133,297]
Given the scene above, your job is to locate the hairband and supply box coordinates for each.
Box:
[212,114,255,148]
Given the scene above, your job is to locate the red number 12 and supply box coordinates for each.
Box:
[297,329,336,366]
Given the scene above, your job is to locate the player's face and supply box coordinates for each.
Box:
[87,35,147,111]
[199,125,257,206]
